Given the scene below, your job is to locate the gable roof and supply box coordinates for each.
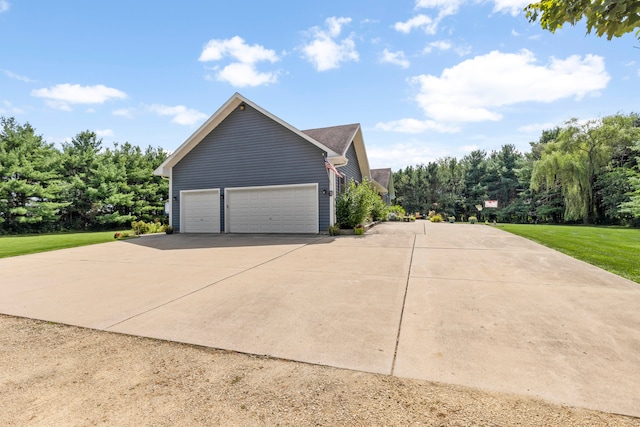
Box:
[302,124,373,181]
[371,168,391,191]
[154,93,340,177]
[371,168,395,196]
[302,124,359,156]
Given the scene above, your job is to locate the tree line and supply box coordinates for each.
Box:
[0,117,168,234]
[393,113,640,226]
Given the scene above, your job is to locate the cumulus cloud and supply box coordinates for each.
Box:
[380,49,410,68]
[199,36,279,87]
[0,0,9,13]
[31,83,127,110]
[147,104,208,126]
[377,50,610,133]
[301,16,359,71]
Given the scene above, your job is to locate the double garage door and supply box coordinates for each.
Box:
[180,184,318,234]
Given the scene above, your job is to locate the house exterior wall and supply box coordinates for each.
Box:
[171,105,330,232]
[337,142,363,191]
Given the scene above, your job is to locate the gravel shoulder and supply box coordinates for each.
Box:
[1,315,638,426]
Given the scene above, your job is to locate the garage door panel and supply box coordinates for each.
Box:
[181,189,220,233]
[226,184,318,234]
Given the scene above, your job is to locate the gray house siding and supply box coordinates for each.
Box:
[337,142,362,192]
[171,105,330,232]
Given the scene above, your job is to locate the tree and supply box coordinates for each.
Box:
[0,117,67,233]
[532,115,640,223]
[525,0,640,40]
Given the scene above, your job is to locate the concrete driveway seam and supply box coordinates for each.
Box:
[105,239,323,331]
[391,234,417,376]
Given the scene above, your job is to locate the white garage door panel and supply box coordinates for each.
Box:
[181,189,220,233]
[227,184,318,234]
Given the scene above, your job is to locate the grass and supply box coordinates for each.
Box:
[0,231,126,259]
[497,224,640,284]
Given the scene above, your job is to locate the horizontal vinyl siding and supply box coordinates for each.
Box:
[337,142,362,191]
[172,105,330,232]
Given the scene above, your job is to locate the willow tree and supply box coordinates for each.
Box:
[532,115,640,223]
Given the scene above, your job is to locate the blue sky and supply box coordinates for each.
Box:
[1,0,638,170]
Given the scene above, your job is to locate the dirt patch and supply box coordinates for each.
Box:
[1,314,637,426]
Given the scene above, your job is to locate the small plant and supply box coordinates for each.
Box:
[328,224,340,236]
[469,216,477,224]
[430,214,443,223]
[354,224,364,235]
[165,225,174,234]
[448,216,455,223]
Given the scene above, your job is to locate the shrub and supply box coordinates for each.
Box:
[371,196,388,221]
[336,178,381,228]
[469,216,477,224]
[131,220,150,235]
[388,205,406,217]
[430,214,443,223]
[448,216,456,223]
[354,225,364,235]
[328,224,340,236]
[165,225,174,234]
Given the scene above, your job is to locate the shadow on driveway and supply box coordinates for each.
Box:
[123,232,333,250]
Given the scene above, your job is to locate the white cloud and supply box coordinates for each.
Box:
[0,100,24,115]
[31,84,127,110]
[0,0,9,13]
[423,40,452,54]
[367,141,452,170]
[394,14,438,35]
[492,0,530,16]
[199,36,279,64]
[199,36,279,87]
[381,49,410,68]
[216,62,278,87]
[415,0,463,17]
[301,16,359,71]
[113,107,135,119]
[375,118,460,133]
[147,104,208,126]
[95,129,114,137]
[2,69,34,82]
[411,50,610,124]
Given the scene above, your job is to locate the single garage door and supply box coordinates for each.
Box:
[226,184,318,233]
[180,189,220,233]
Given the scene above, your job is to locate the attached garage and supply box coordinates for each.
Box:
[225,184,318,233]
[180,189,221,233]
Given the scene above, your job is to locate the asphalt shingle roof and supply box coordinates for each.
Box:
[301,124,360,156]
[370,168,392,190]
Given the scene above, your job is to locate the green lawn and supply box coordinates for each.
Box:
[497,224,640,284]
[0,231,125,259]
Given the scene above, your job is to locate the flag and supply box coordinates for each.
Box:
[324,158,343,178]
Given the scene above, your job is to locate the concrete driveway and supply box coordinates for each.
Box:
[1,222,639,417]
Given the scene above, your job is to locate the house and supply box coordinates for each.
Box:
[370,168,395,205]
[154,93,387,234]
